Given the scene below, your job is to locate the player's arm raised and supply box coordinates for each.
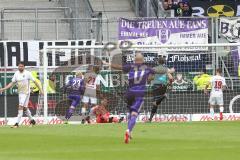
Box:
[167,68,175,74]
[154,66,175,74]
[102,60,122,70]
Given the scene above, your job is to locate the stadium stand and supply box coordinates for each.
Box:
[89,0,135,42]
[0,0,71,40]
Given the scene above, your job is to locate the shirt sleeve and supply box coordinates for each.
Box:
[122,64,131,73]
[95,75,101,85]
[67,78,73,86]
[28,72,35,81]
[222,78,226,86]
[149,67,155,75]
[209,77,213,83]
[11,72,17,83]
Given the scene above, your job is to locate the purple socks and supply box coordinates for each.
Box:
[65,108,74,120]
[128,114,137,132]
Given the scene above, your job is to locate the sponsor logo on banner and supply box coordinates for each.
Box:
[117,113,240,122]
[124,52,157,65]
[0,117,64,126]
[137,114,190,122]
[118,18,208,51]
[166,54,206,72]
[192,113,240,122]
[0,119,7,125]
[168,54,202,63]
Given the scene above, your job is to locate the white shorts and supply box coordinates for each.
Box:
[82,96,97,104]
[19,93,30,107]
[209,96,223,106]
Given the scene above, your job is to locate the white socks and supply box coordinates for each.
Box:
[210,108,214,119]
[16,110,23,124]
[220,107,224,113]
[81,107,86,115]
[17,108,34,124]
[210,107,224,119]
[25,108,33,120]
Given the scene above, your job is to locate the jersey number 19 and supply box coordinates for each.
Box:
[214,81,222,90]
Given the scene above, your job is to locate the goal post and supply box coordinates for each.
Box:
[43,47,49,124]
[39,42,240,123]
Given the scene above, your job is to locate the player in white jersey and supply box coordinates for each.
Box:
[204,69,226,120]
[0,62,43,128]
[81,65,101,123]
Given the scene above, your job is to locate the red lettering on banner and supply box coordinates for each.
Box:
[226,115,240,121]
[21,118,30,125]
[167,115,188,122]
[20,118,44,125]
[200,114,240,121]
[0,120,7,126]
[200,115,211,121]
[141,115,188,122]
[48,118,64,124]
[36,119,44,124]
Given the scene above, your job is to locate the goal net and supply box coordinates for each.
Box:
[1,42,240,125]
[39,43,240,123]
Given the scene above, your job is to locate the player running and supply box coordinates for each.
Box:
[204,68,226,120]
[105,52,172,143]
[64,72,85,122]
[0,62,43,128]
[148,57,175,122]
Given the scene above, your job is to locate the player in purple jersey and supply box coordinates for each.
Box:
[64,72,85,122]
[104,52,155,143]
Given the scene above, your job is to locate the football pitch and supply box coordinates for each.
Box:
[0,121,239,160]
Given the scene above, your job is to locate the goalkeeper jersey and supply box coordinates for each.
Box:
[152,65,168,85]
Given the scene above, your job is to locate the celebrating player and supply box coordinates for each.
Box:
[64,72,85,122]
[0,62,43,128]
[104,52,157,143]
[149,57,175,122]
[204,68,226,120]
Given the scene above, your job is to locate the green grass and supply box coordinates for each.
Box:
[0,121,239,160]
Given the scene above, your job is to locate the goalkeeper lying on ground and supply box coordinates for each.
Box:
[89,98,124,123]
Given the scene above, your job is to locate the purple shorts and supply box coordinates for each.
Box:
[68,95,81,107]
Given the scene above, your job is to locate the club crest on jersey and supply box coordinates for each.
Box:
[156,29,171,44]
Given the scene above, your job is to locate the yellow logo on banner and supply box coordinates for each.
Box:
[207,5,234,17]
